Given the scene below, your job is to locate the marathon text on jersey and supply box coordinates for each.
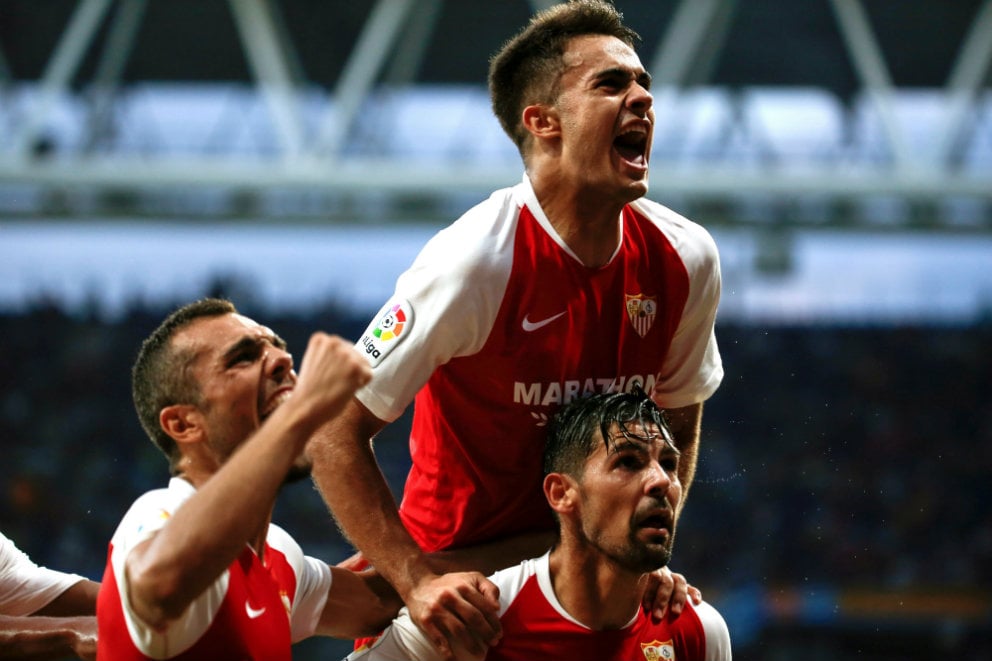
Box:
[513,374,658,407]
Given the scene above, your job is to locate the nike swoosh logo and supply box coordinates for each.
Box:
[522,311,567,332]
[245,603,266,619]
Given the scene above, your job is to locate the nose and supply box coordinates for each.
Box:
[266,346,294,382]
[645,460,673,496]
[628,81,653,116]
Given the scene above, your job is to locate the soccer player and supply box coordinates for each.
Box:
[346,388,731,660]
[96,299,399,660]
[0,530,99,660]
[308,1,723,656]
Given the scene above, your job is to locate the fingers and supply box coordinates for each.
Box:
[294,333,373,417]
[641,567,674,620]
[668,570,689,616]
[409,573,502,661]
[642,567,693,620]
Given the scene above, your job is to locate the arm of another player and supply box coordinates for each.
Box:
[0,613,97,660]
[664,402,703,504]
[342,605,486,661]
[30,580,99,618]
[308,400,502,661]
[314,567,402,639]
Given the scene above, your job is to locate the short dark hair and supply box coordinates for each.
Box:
[488,0,641,154]
[543,386,676,480]
[131,298,236,473]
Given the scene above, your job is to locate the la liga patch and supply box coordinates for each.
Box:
[358,298,414,367]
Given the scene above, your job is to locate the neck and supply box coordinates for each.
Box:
[529,170,624,269]
[547,540,645,630]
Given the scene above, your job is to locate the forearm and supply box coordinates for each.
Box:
[317,568,403,638]
[665,402,703,503]
[0,615,96,660]
[308,401,430,601]
[33,581,99,617]
[428,530,556,576]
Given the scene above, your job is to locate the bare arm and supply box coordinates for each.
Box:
[428,530,555,576]
[32,580,99,617]
[0,614,96,661]
[315,568,402,639]
[126,333,371,630]
[308,401,502,660]
[663,401,703,505]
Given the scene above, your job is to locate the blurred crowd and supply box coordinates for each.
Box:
[2,296,990,656]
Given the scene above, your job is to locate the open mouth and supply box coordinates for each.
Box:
[635,507,673,536]
[638,514,671,532]
[614,129,648,167]
[260,389,293,421]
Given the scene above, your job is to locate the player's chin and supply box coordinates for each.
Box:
[614,170,649,201]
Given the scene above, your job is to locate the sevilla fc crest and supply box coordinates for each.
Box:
[625,293,657,338]
[641,639,676,661]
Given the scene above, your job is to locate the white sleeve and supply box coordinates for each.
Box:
[264,524,332,642]
[107,483,230,658]
[343,608,460,661]
[354,191,516,422]
[653,214,724,408]
[694,600,733,660]
[0,531,86,616]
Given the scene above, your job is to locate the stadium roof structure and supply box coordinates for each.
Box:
[0,0,990,231]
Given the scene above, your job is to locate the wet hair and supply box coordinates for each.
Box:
[131,298,236,474]
[488,0,641,155]
[543,386,677,480]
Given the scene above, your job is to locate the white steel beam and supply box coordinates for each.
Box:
[11,0,113,159]
[314,0,416,156]
[933,0,992,167]
[0,158,987,201]
[228,0,305,158]
[83,0,147,152]
[829,0,914,172]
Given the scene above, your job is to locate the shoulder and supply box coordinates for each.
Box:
[412,183,522,279]
[629,197,719,258]
[687,599,733,659]
[265,523,307,569]
[487,555,546,615]
[0,531,30,571]
[111,480,194,548]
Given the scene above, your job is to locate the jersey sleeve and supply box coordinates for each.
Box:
[265,524,331,642]
[643,202,724,408]
[354,190,518,422]
[0,532,87,616]
[694,600,733,660]
[106,483,230,657]
[343,607,456,661]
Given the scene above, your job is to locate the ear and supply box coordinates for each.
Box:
[159,404,204,447]
[544,472,578,516]
[522,104,560,141]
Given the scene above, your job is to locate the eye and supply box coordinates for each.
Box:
[598,77,623,93]
[228,347,261,367]
[615,452,644,471]
[660,456,678,473]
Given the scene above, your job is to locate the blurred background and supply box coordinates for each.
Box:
[1,1,990,659]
